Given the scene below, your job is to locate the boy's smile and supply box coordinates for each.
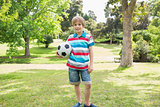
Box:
[73,21,83,36]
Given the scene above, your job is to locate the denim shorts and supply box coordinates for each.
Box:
[68,68,91,85]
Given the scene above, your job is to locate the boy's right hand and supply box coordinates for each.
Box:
[56,52,63,58]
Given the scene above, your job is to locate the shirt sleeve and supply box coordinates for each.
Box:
[88,36,95,47]
[66,35,71,42]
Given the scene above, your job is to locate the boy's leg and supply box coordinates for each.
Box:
[85,84,91,106]
[75,84,82,103]
[68,68,82,105]
[80,69,92,106]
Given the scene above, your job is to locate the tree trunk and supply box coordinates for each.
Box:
[120,14,133,67]
[110,32,113,45]
[24,36,30,56]
[120,0,137,67]
[45,44,49,48]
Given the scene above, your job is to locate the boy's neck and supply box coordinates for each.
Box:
[77,31,83,37]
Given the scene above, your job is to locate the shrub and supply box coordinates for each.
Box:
[133,39,150,62]
[40,35,53,48]
[148,22,160,61]
[132,30,152,43]
[132,39,159,62]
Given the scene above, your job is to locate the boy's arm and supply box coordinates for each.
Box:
[88,46,94,73]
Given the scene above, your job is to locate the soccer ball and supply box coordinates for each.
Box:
[57,42,72,58]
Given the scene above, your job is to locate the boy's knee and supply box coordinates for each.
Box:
[85,84,91,89]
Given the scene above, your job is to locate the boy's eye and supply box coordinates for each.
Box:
[74,23,81,26]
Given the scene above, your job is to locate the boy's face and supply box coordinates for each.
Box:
[73,21,83,34]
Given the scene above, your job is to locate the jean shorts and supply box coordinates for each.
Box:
[69,68,91,85]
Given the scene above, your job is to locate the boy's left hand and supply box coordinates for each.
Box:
[88,65,93,73]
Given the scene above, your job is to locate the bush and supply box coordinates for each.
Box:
[133,39,150,62]
[114,33,123,44]
[40,35,53,48]
[132,30,152,43]
[133,39,159,62]
[148,23,160,61]
[94,33,123,44]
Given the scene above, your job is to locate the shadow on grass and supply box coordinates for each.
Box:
[49,56,67,62]
[30,47,57,54]
[111,66,129,73]
[0,56,67,64]
[0,57,31,64]
[0,73,23,80]
[18,47,57,55]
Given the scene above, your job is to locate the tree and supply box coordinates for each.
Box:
[85,18,96,35]
[61,0,83,31]
[0,0,70,57]
[105,4,123,34]
[106,18,114,45]
[133,1,150,30]
[120,0,137,67]
[107,0,137,67]
[40,35,53,48]
[93,22,106,39]
[149,0,160,18]
[104,3,123,44]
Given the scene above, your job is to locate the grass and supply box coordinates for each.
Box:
[0,63,160,107]
[0,43,67,64]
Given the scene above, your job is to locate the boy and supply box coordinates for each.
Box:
[57,16,97,107]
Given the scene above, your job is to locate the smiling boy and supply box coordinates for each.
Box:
[57,16,97,107]
[67,16,97,107]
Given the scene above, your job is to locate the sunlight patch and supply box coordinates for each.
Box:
[0,88,21,95]
[63,93,73,98]
[59,85,72,88]
[0,86,30,95]
[0,82,23,89]
[18,71,37,73]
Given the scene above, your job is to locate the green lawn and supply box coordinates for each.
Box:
[0,43,67,64]
[0,63,160,107]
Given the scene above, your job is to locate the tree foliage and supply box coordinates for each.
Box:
[84,10,97,21]
[40,35,53,48]
[0,0,70,57]
[61,0,83,31]
[149,0,160,18]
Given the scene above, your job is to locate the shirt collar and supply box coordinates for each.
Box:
[73,31,86,38]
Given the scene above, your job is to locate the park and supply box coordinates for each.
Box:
[0,0,160,107]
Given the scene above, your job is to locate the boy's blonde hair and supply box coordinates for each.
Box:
[72,16,85,27]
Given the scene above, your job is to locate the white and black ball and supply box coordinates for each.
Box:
[57,42,72,58]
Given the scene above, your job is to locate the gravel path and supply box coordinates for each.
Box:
[0,63,120,74]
